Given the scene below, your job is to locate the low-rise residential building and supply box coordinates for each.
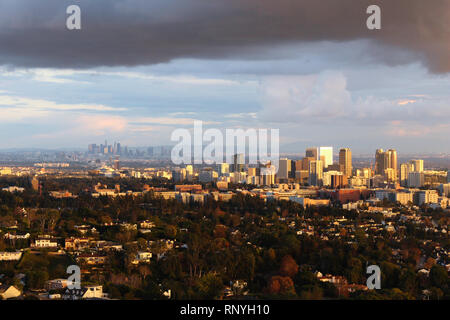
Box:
[132,251,152,264]
[0,251,23,261]
[32,236,58,249]
[46,279,71,291]
[0,285,22,300]
[65,237,91,251]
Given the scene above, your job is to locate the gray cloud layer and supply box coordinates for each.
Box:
[0,0,449,72]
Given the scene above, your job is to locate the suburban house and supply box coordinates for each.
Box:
[0,251,23,261]
[32,236,58,249]
[81,285,106,299]
[46,279,71,291]
[76,253,107,265]
[0,285,22,300]
[65,237,91,251]
[132,251,152,264]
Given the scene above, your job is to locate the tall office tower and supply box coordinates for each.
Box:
[116,143,121,155]
[408,171,424,188]
[410,159,424,172]
[375,149,388,175]
[388,149,398,176]
[219,163,230,175]
[308,160,323,186]
[302,156,315,172]
[261,172,275,186]
[305,147,319,160]
[295,160,303,171]
[233,153,245,172]
[295,170,309,184]
[339,148,352,178]
[278,158,291,182]
[172,168,187,183]
[199,168,216,183]
[400,163,414,186]
[375,149,398,180]
[319,147,333,168]
[185,165,194,176]
[289,159,296,179]
[247,167,257,177]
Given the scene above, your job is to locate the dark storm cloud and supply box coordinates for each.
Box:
[0,0,449,72]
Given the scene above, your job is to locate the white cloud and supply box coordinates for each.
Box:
[259,72,351,123]
[0,67,249,86]
[0,94,126,118]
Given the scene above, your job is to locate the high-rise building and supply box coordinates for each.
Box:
[339,148,352,178]
[375,149,388,175]
[375,149,398,181]
[388,149,398,176]
[439,183,450,197]
[199,168,217,183]
[410,159,424,172]
[305,147,319,160]
[88,144,98,154]
[408,172,424,188]
[289,159,296,179]
[247,167,257,177]
[400,163,414,186]
[219,163,230,175]
[233,154,245,173]
[278,158,291,182]
[295,170,309,184]
[448,171,450,183]
[259,162,275,185]
[295,160,303,171]
[185,165,194,181]
[400,159,423,186]
[308,160,323,186]
[319,147,333,168]
[172,168,187,182]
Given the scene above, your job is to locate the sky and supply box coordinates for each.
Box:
[1,0,450,154]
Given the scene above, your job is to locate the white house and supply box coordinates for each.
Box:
[82,285,104,299]
[2,186,25,193]
[46,279,71,291]
[132,251,152,264]
[32,237,58,248]
[0,285,22,300]
[0,251,23,261]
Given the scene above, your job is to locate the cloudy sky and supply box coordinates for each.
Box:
[1,0,450,154]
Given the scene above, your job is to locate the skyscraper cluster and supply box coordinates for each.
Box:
[88,141,126,155]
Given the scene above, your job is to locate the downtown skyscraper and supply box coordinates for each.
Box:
[339,148,352,178]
